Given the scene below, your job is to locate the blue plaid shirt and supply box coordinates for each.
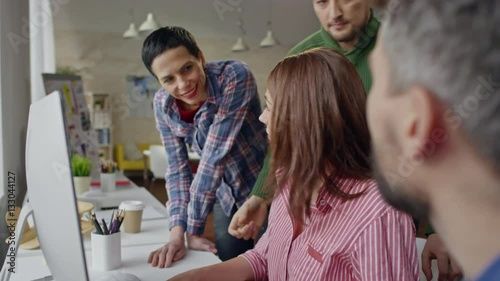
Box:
[153,60,268,234]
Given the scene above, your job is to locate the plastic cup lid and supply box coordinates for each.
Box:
[119,200,145,211]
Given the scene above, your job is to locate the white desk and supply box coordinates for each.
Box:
[11,177,221,280]
[17,218,172,258]
[77,173,165,211]
[79,187,166,211]
[10,244,221,281]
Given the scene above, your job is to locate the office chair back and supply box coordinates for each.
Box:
[149,145,167,180]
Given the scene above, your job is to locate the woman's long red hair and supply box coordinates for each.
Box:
[266,48,372,225]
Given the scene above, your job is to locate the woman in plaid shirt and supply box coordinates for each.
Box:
[141,27,267,267]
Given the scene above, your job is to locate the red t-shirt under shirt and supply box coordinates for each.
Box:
[176,100,204,124]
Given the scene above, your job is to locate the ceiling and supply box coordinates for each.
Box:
[53,0,321,47]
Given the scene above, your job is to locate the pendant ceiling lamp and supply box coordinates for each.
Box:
[123,23,139,39]
[232,37,249,52]
[139,13,160,33]
[260,22,279,47]
[260,0,279,48]
[232,8,249,52]
[123,12,160,40]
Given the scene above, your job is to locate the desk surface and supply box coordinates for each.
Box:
[78,178,165,211]
[17,219,171,258]
[10,244,221,281]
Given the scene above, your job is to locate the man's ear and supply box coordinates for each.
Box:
[402,86,443,160]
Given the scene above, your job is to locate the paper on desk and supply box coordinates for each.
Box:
[95,205,167,223]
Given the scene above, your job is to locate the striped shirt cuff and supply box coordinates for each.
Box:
[240,251,267,280]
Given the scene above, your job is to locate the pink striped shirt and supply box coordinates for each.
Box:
[241,177,419,281]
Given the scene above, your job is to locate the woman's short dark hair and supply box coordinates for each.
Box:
[141,26,201,77]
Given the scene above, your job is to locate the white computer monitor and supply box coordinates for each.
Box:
[22,91,89,280]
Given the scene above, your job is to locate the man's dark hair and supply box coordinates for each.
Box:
[141,26,201,77]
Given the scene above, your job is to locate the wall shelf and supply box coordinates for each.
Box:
[86,92,113,160]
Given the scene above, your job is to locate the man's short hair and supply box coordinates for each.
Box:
[141,26,201,77]
[382,0,500,168]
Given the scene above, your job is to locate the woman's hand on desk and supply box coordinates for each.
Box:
[187,234,218,254]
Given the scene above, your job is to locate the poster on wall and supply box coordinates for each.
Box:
[125,75,159,118]
[42,74,100,181]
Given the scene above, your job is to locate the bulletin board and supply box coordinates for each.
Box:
[42,74,100,181]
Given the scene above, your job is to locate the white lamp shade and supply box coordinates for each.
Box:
[260,30,279,47]
[123,23,139,38]
[139,13,160,32]
[232,37,249,52]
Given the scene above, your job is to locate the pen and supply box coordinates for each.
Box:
[116,210,125,232]
[110,210,121,234]
[111,210,120,234]
[109,215,115,234]
[101,218,109,235]
[91,216,103,235]
[91,220,101,235]
[91,211,104,235]
[109,209,115,230]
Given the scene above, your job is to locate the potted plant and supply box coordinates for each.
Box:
[72,154,92,195]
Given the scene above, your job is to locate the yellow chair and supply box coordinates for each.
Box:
[114,143,157,171]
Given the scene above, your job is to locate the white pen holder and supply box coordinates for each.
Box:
[91,232,121,271]
[100,172,116,193]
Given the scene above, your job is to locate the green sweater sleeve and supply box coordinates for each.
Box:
[425,224,435,236]
[250,152,271,199]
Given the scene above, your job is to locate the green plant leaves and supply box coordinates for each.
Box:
[71,154,92,177]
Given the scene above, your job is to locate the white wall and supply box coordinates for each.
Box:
[0,0,31,268]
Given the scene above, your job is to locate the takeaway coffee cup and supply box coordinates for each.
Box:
[119,201,145,233]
